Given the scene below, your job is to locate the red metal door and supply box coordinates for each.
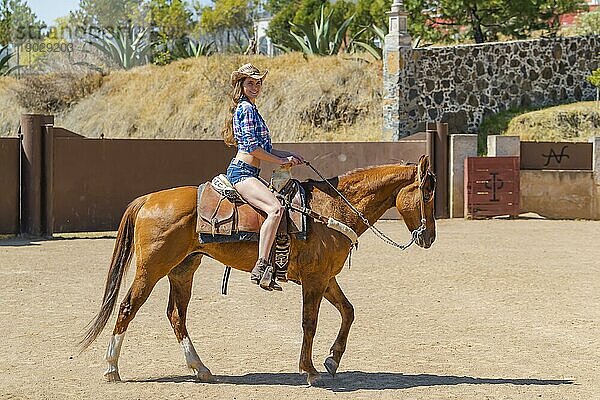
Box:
[464,156,520,218]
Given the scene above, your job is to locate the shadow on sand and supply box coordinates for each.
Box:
[129,371,573,392]
[0,233,116,247]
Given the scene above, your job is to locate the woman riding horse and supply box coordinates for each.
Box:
[222,63,305,291]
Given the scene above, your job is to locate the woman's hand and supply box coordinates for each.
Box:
[281,155,302,166]
[291,152,305,164]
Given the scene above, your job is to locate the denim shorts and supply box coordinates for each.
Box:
[226,159,260,186]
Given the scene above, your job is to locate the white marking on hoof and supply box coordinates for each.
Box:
[104,369,121,382]
[180,337,207,371]
[105,333,125,381]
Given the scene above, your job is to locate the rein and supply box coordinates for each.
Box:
[304,161,427,251]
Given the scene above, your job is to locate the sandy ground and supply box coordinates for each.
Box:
[0,218,599,400]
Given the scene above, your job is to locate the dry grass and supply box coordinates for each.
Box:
[0,78,24,136]
[12,72,104,114]
[24,53,383,141]
[505,101,600,141]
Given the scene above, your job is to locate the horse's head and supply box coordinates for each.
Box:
[395,155,437,248]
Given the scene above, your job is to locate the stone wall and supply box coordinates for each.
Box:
[384,35,600,139]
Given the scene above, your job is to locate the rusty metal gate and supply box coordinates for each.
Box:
[464,156,520,218]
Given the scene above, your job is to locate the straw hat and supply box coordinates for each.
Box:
[230,63,268,86]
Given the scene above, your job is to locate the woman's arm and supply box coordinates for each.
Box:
[247,148,297,165]
[271,148,305,163]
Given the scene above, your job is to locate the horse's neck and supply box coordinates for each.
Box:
[330,164,416,235]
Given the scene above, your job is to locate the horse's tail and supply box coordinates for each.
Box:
[79,195,147,351]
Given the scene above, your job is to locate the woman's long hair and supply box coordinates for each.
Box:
[222,78,245,147]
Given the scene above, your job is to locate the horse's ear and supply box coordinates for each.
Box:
[418,155,430,181]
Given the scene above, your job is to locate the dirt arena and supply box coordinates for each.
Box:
[1,219,598,399]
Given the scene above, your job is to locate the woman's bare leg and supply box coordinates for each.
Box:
[234,177,284,260]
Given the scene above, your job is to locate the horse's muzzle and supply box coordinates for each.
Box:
[416,231,435,248]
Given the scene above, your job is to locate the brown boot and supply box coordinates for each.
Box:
[251,258,268,285]
[259,264,282,291]
[251,258,282,291]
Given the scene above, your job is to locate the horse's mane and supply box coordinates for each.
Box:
[338,162,415,180]
[302,163,416,195]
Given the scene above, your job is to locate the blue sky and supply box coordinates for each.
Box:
[27,0,211,26]
[27,0,80,25]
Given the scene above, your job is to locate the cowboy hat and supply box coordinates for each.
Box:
[230,63,268,86]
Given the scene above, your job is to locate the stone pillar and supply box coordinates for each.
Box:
[487,135,520,157]
[449,134,478,218]
[591,137,600,219]
[383,0,411,140]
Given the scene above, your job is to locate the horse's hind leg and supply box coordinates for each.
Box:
[322,277,354,377]
[167,253,216,382]
[105,271,163,381]
[299,279,328,386]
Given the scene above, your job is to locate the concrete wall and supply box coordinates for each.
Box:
[520,170,596,219]
[487,135,600,220]
[384,35,600,138]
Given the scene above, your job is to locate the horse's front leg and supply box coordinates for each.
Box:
[299,280,327,386]
[323,277,354,377]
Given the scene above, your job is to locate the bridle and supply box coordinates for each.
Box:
[304,161,435,251]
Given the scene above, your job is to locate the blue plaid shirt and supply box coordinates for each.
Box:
[233,96,272,154]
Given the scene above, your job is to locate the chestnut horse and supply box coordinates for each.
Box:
[80,155,437,385]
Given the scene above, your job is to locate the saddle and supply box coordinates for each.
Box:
[196,174,307,242]
[196,172,307,288]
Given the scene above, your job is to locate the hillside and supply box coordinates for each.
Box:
[0,54,598,143]
[0,54,385,142]
[504,102,600,141]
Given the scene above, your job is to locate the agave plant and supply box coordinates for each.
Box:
[172,38,216,59]
[285,5,355,56]
[80,26,152,70]
[351,24,386,60]
[0,45,19,76]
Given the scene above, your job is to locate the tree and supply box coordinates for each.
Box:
[354,0,391,32]
[145,0,193,64]
[265,0,298,50]
[576,10,600,35]
[404,0,588,44]
[199,0,255,51]
[146,0,192,39]
[70,0,143,28]
[0,0,11,45]
[1,0,45,46]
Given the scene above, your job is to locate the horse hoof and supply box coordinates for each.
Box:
[307,372,322,386]
[324,356,338,377]
[195,369,217,383]
[104,370,121,382]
